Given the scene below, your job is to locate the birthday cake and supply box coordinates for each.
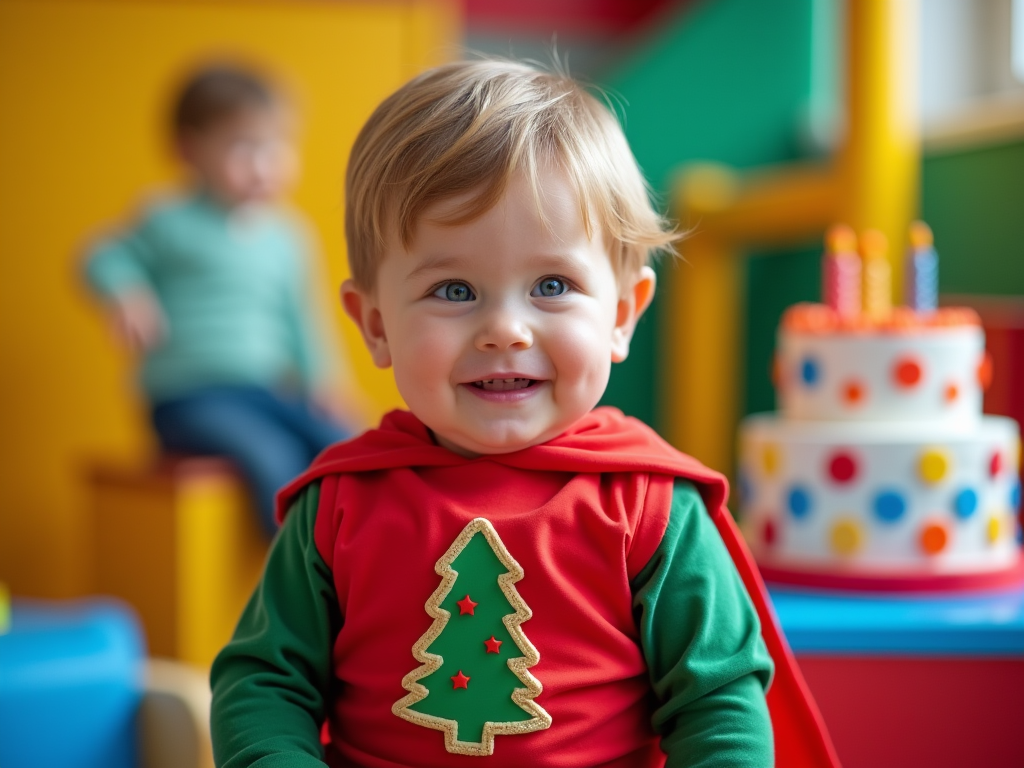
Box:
[739,223,1023,590]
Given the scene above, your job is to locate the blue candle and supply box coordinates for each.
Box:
[905,221,938,312]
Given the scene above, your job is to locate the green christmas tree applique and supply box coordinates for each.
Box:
[392,517,551,756]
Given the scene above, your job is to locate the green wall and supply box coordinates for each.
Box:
[743,246,821,415]
[598,0,825,427]
[921,140,1024,297]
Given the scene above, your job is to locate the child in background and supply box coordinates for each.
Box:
[84,64,351,537]
[211,60,837,767]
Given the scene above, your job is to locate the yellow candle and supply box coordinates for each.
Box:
[861,228,891,320]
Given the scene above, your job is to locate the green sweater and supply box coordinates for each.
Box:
[211,479,774,768]
[84,192,331,402]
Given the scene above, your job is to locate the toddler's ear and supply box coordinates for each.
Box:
[610,266,656,363]
[340,280,392,369]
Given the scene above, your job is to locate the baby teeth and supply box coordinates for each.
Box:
[474,378,532,391]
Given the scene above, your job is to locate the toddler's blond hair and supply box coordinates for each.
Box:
[344,59,678,290]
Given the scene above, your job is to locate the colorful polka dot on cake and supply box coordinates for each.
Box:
[827,451,858,483]
[830,519,862,556]
[918,448,950,484]
[989,450,1002,478]
[986,514,1003,544]
[977,352,993,390]
[953,488,978,519]
[842,380,866,406]
[919,521,949,555]
[800,357,820,386]
[893,356,922,388]
[788,487,811,519]
[761,444,781,476]
[873,491,906,523]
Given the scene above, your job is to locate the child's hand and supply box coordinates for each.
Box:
[108,288,167,352]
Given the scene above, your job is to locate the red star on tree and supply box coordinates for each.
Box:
[451,670,470,689]
[456,595,478,615]
[484,636,502,654]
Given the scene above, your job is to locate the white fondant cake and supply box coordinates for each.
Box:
[777,320,984,424]
[739,302,1023,583]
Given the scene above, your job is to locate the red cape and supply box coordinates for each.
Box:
[279,408,841,768]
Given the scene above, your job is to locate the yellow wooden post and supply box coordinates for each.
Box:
[676,236,743,478]
[839,0,921,301]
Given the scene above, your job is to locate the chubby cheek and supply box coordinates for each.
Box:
[390,317,460,393]
[549,316,614,400]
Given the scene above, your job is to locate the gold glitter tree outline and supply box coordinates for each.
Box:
[392,517,552,755]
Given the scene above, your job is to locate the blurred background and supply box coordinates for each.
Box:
[0,1,1022,765]
[5,0,1021,600]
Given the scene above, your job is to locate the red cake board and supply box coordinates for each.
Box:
[759,553,1024,593]
[797,656,1024,768]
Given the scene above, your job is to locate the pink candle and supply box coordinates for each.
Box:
[822,224,861,318]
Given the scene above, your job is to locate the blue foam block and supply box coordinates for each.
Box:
[0,598,145,768]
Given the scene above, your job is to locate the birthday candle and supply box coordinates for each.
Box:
[861,229,891,320]
[906,221,938,312]
[822,224,861,318]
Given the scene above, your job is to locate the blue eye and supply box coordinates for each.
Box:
[532,278,568,297]
[434,282,475,302]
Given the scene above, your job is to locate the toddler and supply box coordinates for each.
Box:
[211,60,836,767]
[84,64,350,536]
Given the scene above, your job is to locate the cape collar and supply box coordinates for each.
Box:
[276,407,728,522]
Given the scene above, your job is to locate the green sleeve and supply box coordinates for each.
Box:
[83,222,157,298]
[210,483,341,768]
[632,479,774,768]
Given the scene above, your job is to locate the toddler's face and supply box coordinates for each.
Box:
[344,166,654,457]
[180,107,297,207]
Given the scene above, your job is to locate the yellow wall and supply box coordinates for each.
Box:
[0,0,461,597]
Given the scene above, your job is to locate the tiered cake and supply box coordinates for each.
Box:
[738,223,1023,589]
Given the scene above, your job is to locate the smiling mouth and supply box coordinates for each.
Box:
[471,378,537,392]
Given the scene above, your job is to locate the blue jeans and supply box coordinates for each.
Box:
[151,385,348,537]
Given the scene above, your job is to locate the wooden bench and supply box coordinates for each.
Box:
[88,457,268,668]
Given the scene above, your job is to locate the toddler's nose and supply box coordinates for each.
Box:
[474,305,533,351]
